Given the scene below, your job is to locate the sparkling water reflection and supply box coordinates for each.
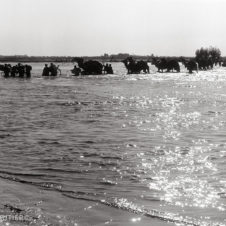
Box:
[0,62,226,225]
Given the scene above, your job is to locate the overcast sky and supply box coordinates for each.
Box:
[0,0,225,56]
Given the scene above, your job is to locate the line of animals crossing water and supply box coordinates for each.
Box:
[1,49,226,77]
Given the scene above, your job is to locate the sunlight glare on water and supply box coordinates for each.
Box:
[0,62,226,225]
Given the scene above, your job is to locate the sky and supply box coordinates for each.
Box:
[0,0,226,56]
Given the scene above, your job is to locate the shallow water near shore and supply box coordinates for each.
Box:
[0,62,226,226]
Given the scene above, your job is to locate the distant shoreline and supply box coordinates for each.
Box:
[0,55,196,63]
[1,54,225,63]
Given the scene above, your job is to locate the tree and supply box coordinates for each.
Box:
[209,46,221,65]
[195,47,209,61]
[195,46,221,65]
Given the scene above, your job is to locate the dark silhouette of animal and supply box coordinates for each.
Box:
[195,58,213,70]
[103,64,113,74]
[71,65,81,76]
[151,57,180,73]
[0,63,32,78]
[151,58,166,72]
[42,63,59,76]
[181,58,198,73]
[42,64,49,76]
[0,64,5,72]
[167,60,180,72]
[122,57,149,74]
[218,60,223,66]
[0,64,11,77]
[25,65,32,77]
[72,58,103,75]
[17,63,25,77]
[222,61,226,67]
[0,64,6,76]
[186,61,198,73]
[49,63,58,76]
[11,66,18,77]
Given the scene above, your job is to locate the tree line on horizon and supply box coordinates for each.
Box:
[0,47,224,63]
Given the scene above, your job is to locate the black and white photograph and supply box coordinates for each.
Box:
[0,0,226,225]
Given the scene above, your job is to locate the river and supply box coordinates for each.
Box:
[0,62,225,226]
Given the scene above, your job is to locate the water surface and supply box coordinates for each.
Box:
[0,63,226,225]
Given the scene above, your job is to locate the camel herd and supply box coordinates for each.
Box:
[71,56,222,75]
[0,56,224,78]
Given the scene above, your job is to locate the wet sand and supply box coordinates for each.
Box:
[0,178,172,226]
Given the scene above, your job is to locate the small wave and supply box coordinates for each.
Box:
[57,101,91,106]
[103,198,223,226]
[32,167,84,174]
[80,120,98,124]
[0,174,62,191]
[100,155,123,160]
[99,178,118,186]
[62,194,210,226]
[0,170,46,177]
[206,110,222,115]
[0,174,222,226]
[87,160,119,167]
[84,140,95,144]
[0,134,11,139]
[40,156,74,163]
[37,140,62,145]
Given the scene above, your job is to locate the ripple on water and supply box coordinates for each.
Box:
[0,64,226,225]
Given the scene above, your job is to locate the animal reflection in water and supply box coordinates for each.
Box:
[0,63,32,78]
